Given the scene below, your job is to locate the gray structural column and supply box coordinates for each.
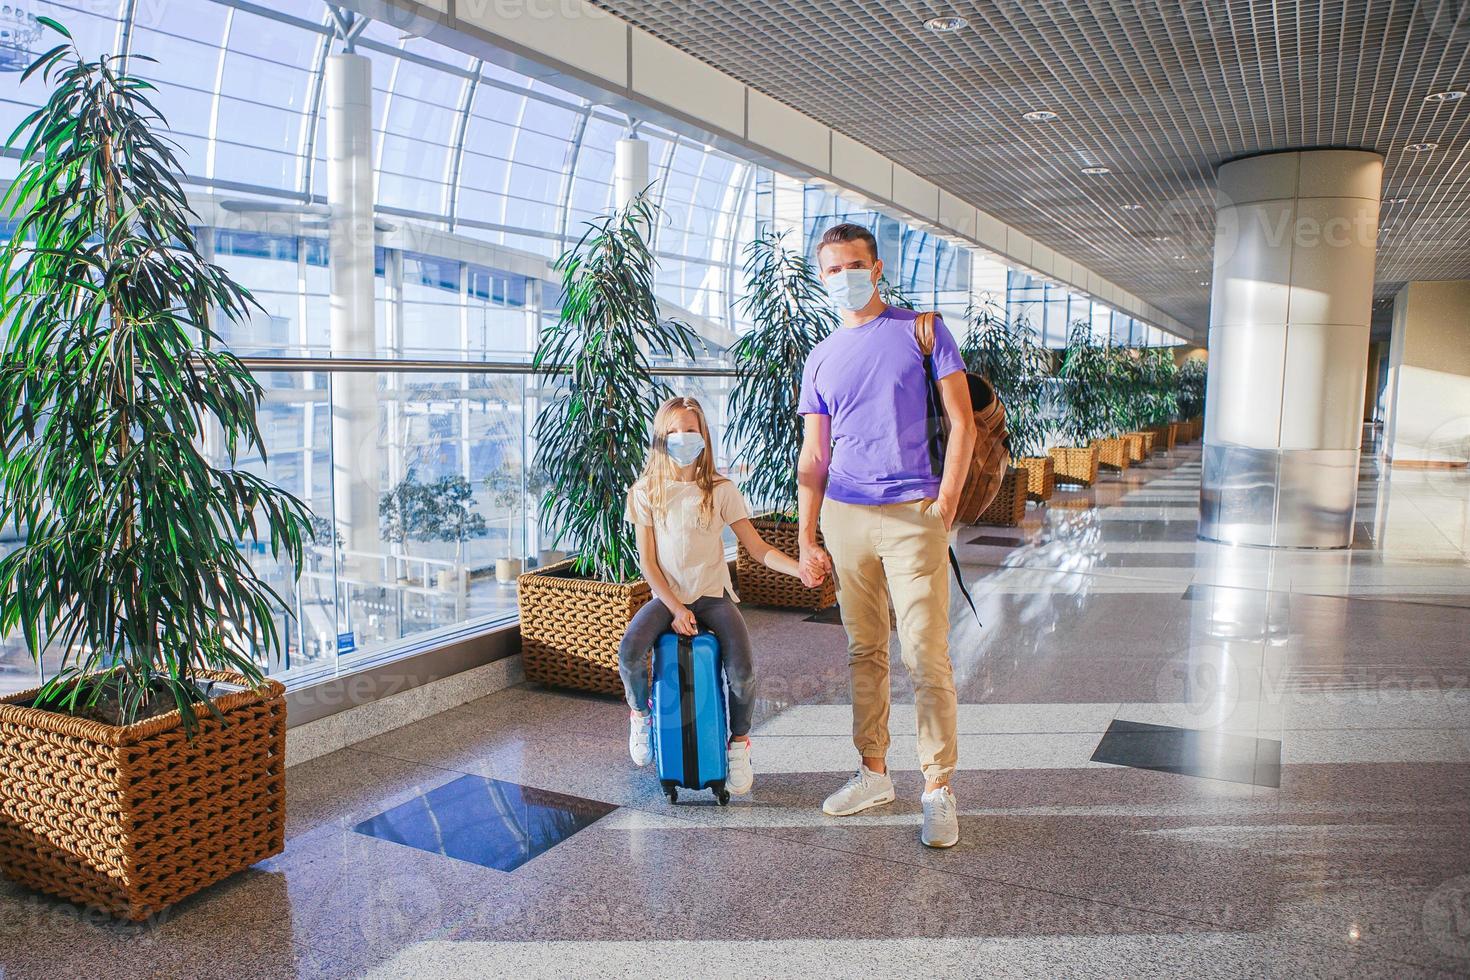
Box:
[326,52,380,565]
[1200,150,1382,548]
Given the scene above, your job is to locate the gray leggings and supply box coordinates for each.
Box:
[617,594,756,737]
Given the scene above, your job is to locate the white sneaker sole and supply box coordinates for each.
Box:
[822,789,895,817]
[921,832,959,849]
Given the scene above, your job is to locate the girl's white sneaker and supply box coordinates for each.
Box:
[629,711,653,767]
[726,739,754,795]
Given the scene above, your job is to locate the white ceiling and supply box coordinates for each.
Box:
[589,0,1470,330]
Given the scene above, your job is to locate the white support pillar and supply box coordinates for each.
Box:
[771,172,805,242]
[614,137,649,209]
[326,53,381,570]
[1200,149,1382,548]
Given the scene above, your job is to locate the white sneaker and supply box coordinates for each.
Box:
[921,785,959,848]
[628,711,653,767]
[821,765,896,816]
[726,739,753,795]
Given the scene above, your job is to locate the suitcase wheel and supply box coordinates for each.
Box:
[716,789,730,806]
[665,787,678,804]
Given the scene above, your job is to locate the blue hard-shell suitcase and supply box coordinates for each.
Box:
[651,630,729,805]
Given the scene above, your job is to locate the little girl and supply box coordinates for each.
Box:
[618,395,806,796]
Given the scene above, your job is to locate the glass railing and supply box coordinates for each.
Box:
[0,359,749,698]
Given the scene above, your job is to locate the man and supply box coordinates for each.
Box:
[795,222,976,849]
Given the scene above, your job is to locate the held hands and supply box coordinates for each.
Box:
[670,605,699,637]
[798,542,832,589]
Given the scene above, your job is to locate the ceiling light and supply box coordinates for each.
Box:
[924,16,968,32]
[1022,110,1058,122]
[1382,197,1409,205]
[1406,142,1438,152]
[1080,166,1111,175]
[1198,281,1208,286]
[1424,90,1467,103]
[1121,203,1143,211]
[1150,235,1170,242]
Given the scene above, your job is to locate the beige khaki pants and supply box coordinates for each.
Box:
[819,497,958,784]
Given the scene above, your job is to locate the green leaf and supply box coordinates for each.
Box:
[0,25,311,730]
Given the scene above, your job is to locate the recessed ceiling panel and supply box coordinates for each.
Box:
[592,0,1470,330]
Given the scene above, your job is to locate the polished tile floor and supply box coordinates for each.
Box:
[2,437,1468,978]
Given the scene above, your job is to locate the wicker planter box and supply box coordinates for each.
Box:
[1014,456,1055,501]
[1049,445,1100,487]
[978,467,1027,526]
[1095,436,1131,470]
[737,515,836,610]
[1122,432,1148,461]
[1163,422,1178,450]
[0,670,286,921]
[517,558,652,694]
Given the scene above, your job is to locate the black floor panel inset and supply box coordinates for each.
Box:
[353,774,615,871]
[967,534,1025,548]
[1091,719,1281,787]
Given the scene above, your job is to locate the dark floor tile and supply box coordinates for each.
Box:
[353,774,615,872]
[1092,719,1282,787]
[967,534,1025,547]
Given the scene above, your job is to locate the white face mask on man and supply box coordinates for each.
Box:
[823,268,877,312]
[664,431,705,467]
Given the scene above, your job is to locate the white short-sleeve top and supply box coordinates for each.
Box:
[625,477,750,605]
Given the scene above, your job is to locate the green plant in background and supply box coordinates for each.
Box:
[380,470,431,558]
[877,274,917,310]
[1177,357,1207,420]
[962,299,1051,458]
[1108,344,1146,432]
[532,196,697,583]
[420,475,488,566]
[0,22,311,728]
[1057,322,1121,445]
[1139,347,1180,427]
[728,230,838,518]
[485,461,550,556]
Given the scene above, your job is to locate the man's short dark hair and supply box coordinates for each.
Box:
[817,222,878,263]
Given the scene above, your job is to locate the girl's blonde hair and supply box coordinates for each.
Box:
[636,395,727,526]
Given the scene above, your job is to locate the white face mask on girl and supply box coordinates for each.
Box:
[664,431,705,467]
[823,268,877,311]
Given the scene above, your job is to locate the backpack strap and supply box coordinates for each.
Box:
[914,311,937,356]
[914,312,945,477]
[915,313,981,628]
[949,546,982,628]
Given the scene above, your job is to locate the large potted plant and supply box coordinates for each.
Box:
[728,231,838,609]
[1177,356,1207,441]
[518,195,697,693]
[1139,347,1180,451]
[0,24,310,920]
[964,301,1053,504]
[1052,322,1111,482]
[1111,347,1153,462]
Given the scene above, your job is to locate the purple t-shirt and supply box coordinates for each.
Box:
[798,306,967,505]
